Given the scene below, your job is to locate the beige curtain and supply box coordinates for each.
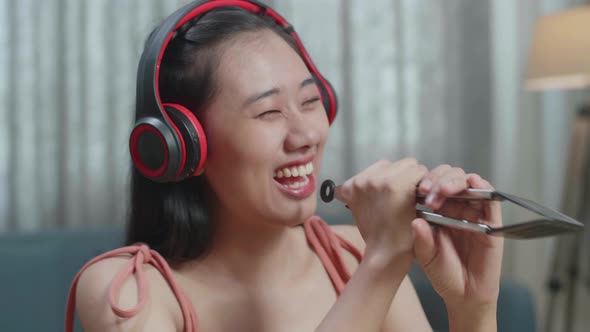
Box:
[0,0,188,231]
[1,0,494,231]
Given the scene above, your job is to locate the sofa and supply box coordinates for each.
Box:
[0,226,536,331]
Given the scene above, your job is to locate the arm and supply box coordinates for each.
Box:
[75,257,178,332]
[447,304,497,332]
[312,159,430,332]
[315,225,432,332]
[314,250,412,332]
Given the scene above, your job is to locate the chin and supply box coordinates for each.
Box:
[273,198,317,227]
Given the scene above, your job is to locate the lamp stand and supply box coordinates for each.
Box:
[544,105,590,332]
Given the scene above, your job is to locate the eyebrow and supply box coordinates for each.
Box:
[242,77,316,108]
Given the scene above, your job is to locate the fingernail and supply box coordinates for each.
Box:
[426,192,437,205]
[420,179,432,191]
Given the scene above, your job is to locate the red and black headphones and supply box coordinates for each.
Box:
[129,0,338,183]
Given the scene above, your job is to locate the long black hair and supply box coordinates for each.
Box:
[126,6,301,263]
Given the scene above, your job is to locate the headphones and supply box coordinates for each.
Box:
[129,0,338,183]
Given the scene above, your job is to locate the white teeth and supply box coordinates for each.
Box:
[298,165,306,175]
[274,161,314,178]
[287,175,310,189]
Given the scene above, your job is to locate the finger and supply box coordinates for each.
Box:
[412,218,437,268]
[401,163,430,190]
[352,158,414,189]
[437,169,469,196]
[430,169,468,209]
[338,160,392,203]
[418,164,451,194]
[427,168,467,210]
[338,158,419,204]
[435,200,483,223]
[467,173,495,190]
[370,159,427,195]
[395,157,420,169]
[467,174,502,227]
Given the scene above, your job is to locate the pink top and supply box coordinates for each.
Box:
[64,216,363,332]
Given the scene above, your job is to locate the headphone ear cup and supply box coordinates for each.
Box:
[313,74,338,124]
[129,117,183,182]
[164,104,207,179]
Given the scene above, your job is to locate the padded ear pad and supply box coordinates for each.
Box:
[164,103,207,179]
[130,115,186,182]
[313,74,338,124]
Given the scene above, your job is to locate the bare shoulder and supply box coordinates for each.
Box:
[75,255,180,332]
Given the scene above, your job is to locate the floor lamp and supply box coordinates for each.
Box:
[526,5,590,332]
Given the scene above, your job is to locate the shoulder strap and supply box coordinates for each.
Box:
[303,216,363,295]
[64,243,198,332]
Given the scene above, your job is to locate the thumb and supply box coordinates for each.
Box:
[412,218,437,268]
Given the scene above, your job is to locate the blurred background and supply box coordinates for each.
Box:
[1,0,589,331]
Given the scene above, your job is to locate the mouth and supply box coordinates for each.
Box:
[273,161,316,198]
[273,161,314,188]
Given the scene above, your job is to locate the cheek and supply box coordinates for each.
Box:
[206,124,281,176]
[314,109,330,143]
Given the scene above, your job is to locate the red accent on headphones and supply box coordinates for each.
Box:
[130,0,338,182]
[130,124,169,178]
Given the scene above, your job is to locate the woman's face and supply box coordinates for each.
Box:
[201,29,330,227]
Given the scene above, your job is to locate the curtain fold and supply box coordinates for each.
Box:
[0,0,570,236]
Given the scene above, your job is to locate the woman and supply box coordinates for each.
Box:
[66,1,503,331]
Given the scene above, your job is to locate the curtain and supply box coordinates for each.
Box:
[0,0,493,230]
[0,0,188,231]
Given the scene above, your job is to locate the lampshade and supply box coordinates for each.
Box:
[526,5,590,91]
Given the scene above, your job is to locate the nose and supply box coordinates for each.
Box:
[284,110,321,153]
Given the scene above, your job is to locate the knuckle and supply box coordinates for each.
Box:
[366,177,394,193]
[365,178,381,191]
[376,159,390,167]
[351,177,364,191]
[438,163,451,170]
[439,182,453,194]
[365,178,378,190]
[453,167,466,175]
[435,164,452,174]
[418,164,429,173]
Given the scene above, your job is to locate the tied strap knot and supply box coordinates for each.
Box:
[65,244,199,332]
[108,243,156,318]
[137,243,153,262]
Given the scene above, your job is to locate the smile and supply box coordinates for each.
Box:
[273,161,316,197]
[274,162,313,182]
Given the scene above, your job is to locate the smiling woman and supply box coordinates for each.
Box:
[65,1,504,332]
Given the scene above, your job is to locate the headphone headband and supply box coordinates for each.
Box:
[131,0,338,182]
[137,1,260,120]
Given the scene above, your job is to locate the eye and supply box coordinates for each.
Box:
[256,110,282,119]
[302,97,321,108]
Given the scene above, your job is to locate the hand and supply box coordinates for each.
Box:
[337,158,428,269]
[412,165,504,310]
